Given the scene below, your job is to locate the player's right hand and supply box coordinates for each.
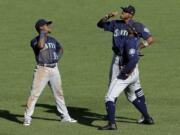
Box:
[106,11,119,18]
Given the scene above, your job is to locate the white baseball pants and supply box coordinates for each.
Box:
[24,65,71,120]
[106,55,141,102]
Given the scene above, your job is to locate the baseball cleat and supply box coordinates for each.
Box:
[98,122,117,130]
[23,118,31,126]
[138,117,154,125]
[61,117,77,123]
[137,116,144,123]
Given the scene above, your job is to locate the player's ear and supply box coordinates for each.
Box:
[39,26,44,30]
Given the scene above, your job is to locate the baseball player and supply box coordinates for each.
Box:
[97,5,154,126]
[23,19,77,126]
[98,25,152,130]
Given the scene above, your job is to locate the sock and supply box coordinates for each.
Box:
[135,89,145,103]
[135,88,151,119]
[132,98,150,119]
[105,101,116,124]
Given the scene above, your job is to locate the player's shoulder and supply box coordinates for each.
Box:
[110,20,125,25]
[116,20,125,23]
[31,36,38,42]
[133,20,151,30]
[48,36,61,46]
[30,36,38,46]
[113,20,126,24]
[48,36,58,42]
[48,36,55,40]
[133,21,143,26]
[132,21,144,29]
[132,20,151,34]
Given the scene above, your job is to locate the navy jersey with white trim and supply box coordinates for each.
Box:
[99,19,151,53]
[128,20,151,40]
[31,36,62,64]
[102,20,128,51]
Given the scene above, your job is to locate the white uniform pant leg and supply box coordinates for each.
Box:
[124,65,142,102]
[49,66,70,119]
[106,66,139,102]
[24,66,49,119]
[109,55,120,85]
[105,78,129,102]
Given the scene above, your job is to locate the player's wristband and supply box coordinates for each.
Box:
[142,40,149,47]
[39,31,45,39]
[103,16,109,21]
[104,14,112,20]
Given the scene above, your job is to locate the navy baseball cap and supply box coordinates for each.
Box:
[121,5,136,15]
[35,19,52,32]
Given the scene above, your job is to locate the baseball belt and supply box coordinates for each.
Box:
[38,63,57,68]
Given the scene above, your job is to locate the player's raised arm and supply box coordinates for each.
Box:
[35,19,52,49]
[136,23,154,49]
[97,12,118,31]
[37,31,46,49]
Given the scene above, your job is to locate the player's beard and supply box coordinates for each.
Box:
[120,15,127,20]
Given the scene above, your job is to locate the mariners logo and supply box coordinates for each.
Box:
[114,29,128,37]
[129,49,135,55]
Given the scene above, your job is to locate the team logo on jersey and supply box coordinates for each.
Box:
[42,43,56,51]
[129,49,136,55]
[114,29,128,37]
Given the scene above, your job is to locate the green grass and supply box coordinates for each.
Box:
[0,0,180,135]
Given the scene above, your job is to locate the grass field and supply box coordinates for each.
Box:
[0,0,180,135]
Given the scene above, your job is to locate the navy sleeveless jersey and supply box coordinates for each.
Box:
[31,36,62,64]
[120,36,139,74]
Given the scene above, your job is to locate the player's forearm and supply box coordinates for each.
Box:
[38,31,46,49]
[139,36,154,49]
[97,12,117,28]
[60,48,63,55]
[117,58,138,80]
[97,16,110,28]
[121,58,139,75]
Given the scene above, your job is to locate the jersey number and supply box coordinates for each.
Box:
[53,52,58,60]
